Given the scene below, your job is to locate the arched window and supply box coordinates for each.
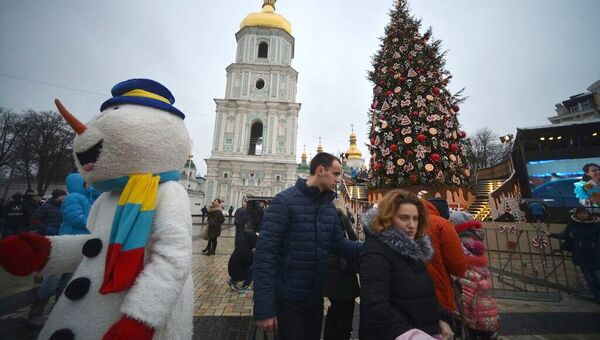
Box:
[258,42,268,58]
[248,122,264,155]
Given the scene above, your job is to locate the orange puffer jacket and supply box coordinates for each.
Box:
[423,201,467,313]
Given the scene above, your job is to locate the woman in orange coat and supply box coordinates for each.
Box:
[423,199,467,331]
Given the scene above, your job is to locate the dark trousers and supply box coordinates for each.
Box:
[581,267,600,301]
[276,297,324,340]
[323,298,355,340]
[207,238,218,253]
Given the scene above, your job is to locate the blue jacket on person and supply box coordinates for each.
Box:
[253,178,362,321]
[59,173,91,235]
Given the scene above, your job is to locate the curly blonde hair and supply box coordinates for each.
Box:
[371,189,428,239]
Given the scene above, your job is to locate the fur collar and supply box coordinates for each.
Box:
[570,215,600,223]
[207,206,221,213]
[363,207,434,262]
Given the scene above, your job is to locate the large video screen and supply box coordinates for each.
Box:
[526,157,600,190]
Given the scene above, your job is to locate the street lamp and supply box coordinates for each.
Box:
[499,134,513,143]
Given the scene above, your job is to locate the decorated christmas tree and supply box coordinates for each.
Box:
[367,0,470,189]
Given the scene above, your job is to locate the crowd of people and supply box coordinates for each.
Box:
[0,172,97,326]
[213,152,500,340]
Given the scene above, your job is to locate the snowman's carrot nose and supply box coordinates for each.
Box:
[54,99,87,134]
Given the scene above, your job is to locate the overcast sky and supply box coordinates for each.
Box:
[1,0,599,175]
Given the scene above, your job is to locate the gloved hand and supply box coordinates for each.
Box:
[0,232,50,276]
[102,316,155,340]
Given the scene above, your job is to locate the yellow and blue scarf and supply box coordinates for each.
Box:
[94,171,179,294]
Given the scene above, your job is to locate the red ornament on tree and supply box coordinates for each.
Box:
[431,153,441,162]
[432,87,440,95]
[408,55,414,61]
[385,90,394,97]
[394,128,401,135]
[398,76,405,82]
[370,138,376,145]
[417,134,427,142]
[390,144,398,152]
[411,111,419,118]
[460,131,466,138]
[452,105,460,113]
[371,102,378,109]
[375,162,382,172]
[407,149,414,156]
[449,144,459,152]
[409,174,419,183]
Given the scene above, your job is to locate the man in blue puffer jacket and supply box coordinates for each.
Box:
[253,152,362,339]
[59,172,91,235]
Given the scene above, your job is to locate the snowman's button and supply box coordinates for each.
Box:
[82,238,102,257]
[64,277,91,300]
[50,328,74,340]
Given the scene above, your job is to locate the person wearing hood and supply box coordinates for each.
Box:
[359,190,454,340]
[450,211,500,340]
[547,207,600,303]
[203,198,225,255]
[60,172,91,235]
[423,199,467,328]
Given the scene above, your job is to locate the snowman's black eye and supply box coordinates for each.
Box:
[113,106,119,110]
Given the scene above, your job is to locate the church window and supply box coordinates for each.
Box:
[258,42,268,58]
[275,175,281,181]
[255,79,265,90]
[223,173,228,178]
[248,122,263,155]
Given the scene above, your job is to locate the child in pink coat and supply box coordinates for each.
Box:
[450,211,499,340]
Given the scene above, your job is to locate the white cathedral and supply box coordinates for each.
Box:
[204,0,301,207]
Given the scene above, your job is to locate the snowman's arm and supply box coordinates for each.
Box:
[120,182,192,328]
[42,234,91,275]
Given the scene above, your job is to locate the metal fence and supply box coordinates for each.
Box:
[482,223,593,302]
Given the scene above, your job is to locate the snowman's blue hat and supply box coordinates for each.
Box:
[100,79,185,119]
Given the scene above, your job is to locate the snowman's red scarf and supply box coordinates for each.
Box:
[93,171,179,294]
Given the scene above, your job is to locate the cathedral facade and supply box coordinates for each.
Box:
[204,0,301,207]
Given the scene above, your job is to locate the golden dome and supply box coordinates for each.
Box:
[240,0,292,35]
[317,137,323,153]
[346,129,363,160]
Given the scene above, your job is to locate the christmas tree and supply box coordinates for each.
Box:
[367,0,470,189]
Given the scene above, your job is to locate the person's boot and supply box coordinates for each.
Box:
[201,247,209,253]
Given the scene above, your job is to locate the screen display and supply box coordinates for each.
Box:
[526,157,600,190]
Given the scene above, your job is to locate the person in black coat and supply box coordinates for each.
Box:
[247,201,266,233]
[548,207,600,302]
[201,205,208,223]
[359,189,454,340]
[234,203,248,246]
[227,229,258,293]
[203,199,225,256]
[323,204,359,340]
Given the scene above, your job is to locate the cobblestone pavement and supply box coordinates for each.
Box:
[1,221,600,339]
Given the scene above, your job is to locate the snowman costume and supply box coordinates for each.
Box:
[0,79,193,340]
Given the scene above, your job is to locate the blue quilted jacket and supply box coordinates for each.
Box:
[59,173,91,235]
[253,178,362,320]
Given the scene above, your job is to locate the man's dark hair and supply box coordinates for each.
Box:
[309,152,341,175]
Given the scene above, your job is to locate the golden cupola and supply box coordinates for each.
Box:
[240,0,292,35]
[317,137,324,153]
[346,129,363,160]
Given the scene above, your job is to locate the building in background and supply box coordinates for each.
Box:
[548,79,600,124]
[180,156,206,215]
[204,0,301,207]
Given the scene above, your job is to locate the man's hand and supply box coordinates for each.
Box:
[256,317,278,333]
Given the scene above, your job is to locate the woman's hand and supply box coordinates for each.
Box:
[438,320,454,340]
